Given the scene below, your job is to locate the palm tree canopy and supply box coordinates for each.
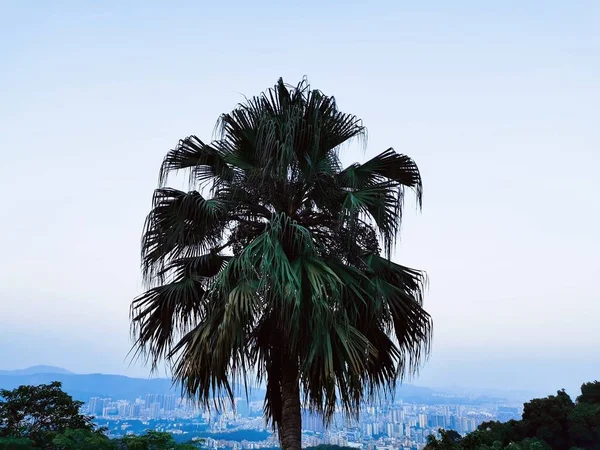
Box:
[132,78,432,427]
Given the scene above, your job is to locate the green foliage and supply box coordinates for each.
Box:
[52,428,116,450]
[519,438,551,450]
[131,77,431,438]
[0,382,94,448]
[115,431,201,450]
[567,402,600,449]
[0,383,206,449]
[425,382,600,450]
[576,381,600,405]
[425,428,463,449]
[459,430,486,450]
[0,436,37,449]
[521,389,574,449]
[475,420,525,447]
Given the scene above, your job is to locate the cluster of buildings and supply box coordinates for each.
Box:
[85,393,196,419]
[294,403,520,449]
[85,394,521,450]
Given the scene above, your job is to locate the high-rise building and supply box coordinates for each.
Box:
[435,415,446,428]
[450,415,461,433]
[461,417,469,433]
[88,397,103,416]
[117,401,129,417]
[372,423,380,436]
[396,423,404,437]
[163,394,177,412]
[301,410,325,433]
[150,402,161,418]
[88,397,110,417]
[468,418,477,433]
[126,403,142,418]
[386,423,393,437]
[145,394,160,409]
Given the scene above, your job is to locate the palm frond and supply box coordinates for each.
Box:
[339,148,423,207]
[364,254,432,377]
[170,275,261,410]
[158,136,236,187]
[159,252,231,282]
[131,279,205,369]
[131,251,230,368]
[169,308,235,409]
[295,86,364,180]
[141,188,228,284]
[340,181,402,256]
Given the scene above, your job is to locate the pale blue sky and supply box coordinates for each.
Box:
[0,1,599,395]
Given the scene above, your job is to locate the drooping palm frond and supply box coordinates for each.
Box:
[336,148,423,256]
[131,251,230,368]
[338,148,423,204]
[132,78,432,434]
[363,254,431,376]
[131,278,205,368]
[158,136,237,187]
[141,189,228,283]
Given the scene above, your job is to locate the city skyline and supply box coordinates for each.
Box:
[83,389,522,448]
[0,364,592,449]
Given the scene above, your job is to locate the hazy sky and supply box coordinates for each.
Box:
[1,1,598,396]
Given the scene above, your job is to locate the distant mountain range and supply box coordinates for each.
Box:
[0,366,514,405]
[0,366,181,402]
[0,366,269,403]
[0,365,74,376]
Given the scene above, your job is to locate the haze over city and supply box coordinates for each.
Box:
[1,0,599,399]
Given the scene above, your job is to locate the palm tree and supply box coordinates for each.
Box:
[131,78,432,450]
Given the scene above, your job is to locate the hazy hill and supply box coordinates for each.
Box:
[0,365,74,376]
[0,370,267,402]
[0,367,511,405]
[0,372,180,401]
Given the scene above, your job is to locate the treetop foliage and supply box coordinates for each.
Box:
[425,381,600,450]
[0,383,202,449]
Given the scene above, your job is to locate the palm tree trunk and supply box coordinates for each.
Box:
[278,364,302,450]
